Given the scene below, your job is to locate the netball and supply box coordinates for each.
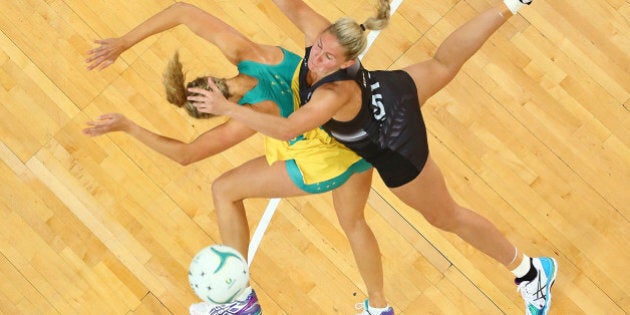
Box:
[188,245,249,304]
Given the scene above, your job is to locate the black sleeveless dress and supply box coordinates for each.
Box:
[298,47,429,187]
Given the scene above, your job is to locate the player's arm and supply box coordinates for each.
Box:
[188,80,351,141]
[83,102,277,165]
[271,0,331,46]
[83,113,255,165]
[87,2,250,70]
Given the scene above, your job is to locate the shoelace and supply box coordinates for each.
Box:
[355,301,392,315]
[516,277,546,309]
[355,302,367,314]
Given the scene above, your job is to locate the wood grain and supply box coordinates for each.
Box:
[0,0,627,313]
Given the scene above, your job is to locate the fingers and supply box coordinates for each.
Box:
[86,56,113,71]
[186,89,211,108]
[187,87,211,96]
[186,94,208,103]
[86,54,106,70]
[207,77,218,90]
[86,39,118,70]
[86,60,100,71]
[97,60,113,71]
[85,50,105,62]
[82,115,114,137]
[86,42,109,59]
[82,123,101,137]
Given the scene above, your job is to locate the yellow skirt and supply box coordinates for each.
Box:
[265,127,371,191]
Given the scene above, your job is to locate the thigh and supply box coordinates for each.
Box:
[389,156,458,220]
[332,169,373,222]
[402,59,456,106]
[214,156,308,200]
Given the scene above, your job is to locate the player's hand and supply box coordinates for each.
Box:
[83,113,131,137]
[187,78,232,116]
[86,38,127,71]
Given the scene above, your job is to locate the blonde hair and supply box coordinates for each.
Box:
[324,0,391,60]
[162,52,231,119]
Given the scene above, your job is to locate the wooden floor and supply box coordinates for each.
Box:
[0,0,628,314]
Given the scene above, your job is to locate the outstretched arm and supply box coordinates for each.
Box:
[86,2,252,70]
[187,79,351,141]
[83,113,256,166]
[272,0,331,46]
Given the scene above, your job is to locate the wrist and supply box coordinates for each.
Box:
[119,36,133,51]
[223,101,239,117]
[122,118,136,133]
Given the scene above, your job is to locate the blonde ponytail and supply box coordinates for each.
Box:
[362,0,390,31]
[325,0,391,60]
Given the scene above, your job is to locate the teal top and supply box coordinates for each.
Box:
[234,47,371,194]
[236,47,301,118]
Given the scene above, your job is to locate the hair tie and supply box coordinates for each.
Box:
[360,24,366,31]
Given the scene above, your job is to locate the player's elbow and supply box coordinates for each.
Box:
[277,127,302,141]
[169,2,200,18]
[174,149,199,166]
[170,2,194,10]
[177,157,194,166]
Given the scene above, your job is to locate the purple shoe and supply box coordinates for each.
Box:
[190,288,262,315]
[355,299,394,315]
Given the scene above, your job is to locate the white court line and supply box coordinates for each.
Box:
[248,197,281,265]
[247,0,405,267]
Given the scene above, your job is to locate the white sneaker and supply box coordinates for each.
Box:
[189,287,261,315]
[516,257,558,315]
[355,299,394,315]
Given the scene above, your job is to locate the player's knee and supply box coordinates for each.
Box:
[424,207,461,232]
[337,216,368,235]
[212,174,236,203]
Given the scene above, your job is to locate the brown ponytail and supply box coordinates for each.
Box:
[162,52,231,119]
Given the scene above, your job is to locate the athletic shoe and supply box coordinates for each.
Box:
[189,288,262,315]
[355,299,395,315]
[516,257,558,315]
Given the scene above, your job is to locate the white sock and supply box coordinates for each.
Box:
[503,0,529,14]
[368,304,390,313]
[235,286,253,301]
[361,299,391,314]
[511,254,531,278]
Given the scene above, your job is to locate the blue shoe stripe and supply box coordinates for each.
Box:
[540,258,557,315]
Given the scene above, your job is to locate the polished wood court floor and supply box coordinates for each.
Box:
[0,0,628,314]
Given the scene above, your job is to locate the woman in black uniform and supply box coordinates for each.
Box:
[189,0,557,314]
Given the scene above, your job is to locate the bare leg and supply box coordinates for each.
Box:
[212,156,306,258]
[390,157,516,266]
[331,169,388,307]
[404,3,514,105]
[398,2,523,268]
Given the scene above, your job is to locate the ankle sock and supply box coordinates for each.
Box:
[514,257,538,284]
[363,300,391,314]
[511,254,532,278]
[368,304,391,314]
[235,287,253,301]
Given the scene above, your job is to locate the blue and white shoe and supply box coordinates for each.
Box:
[189,287,262,315]
[355,299,395,315]
[516,257,558,315]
